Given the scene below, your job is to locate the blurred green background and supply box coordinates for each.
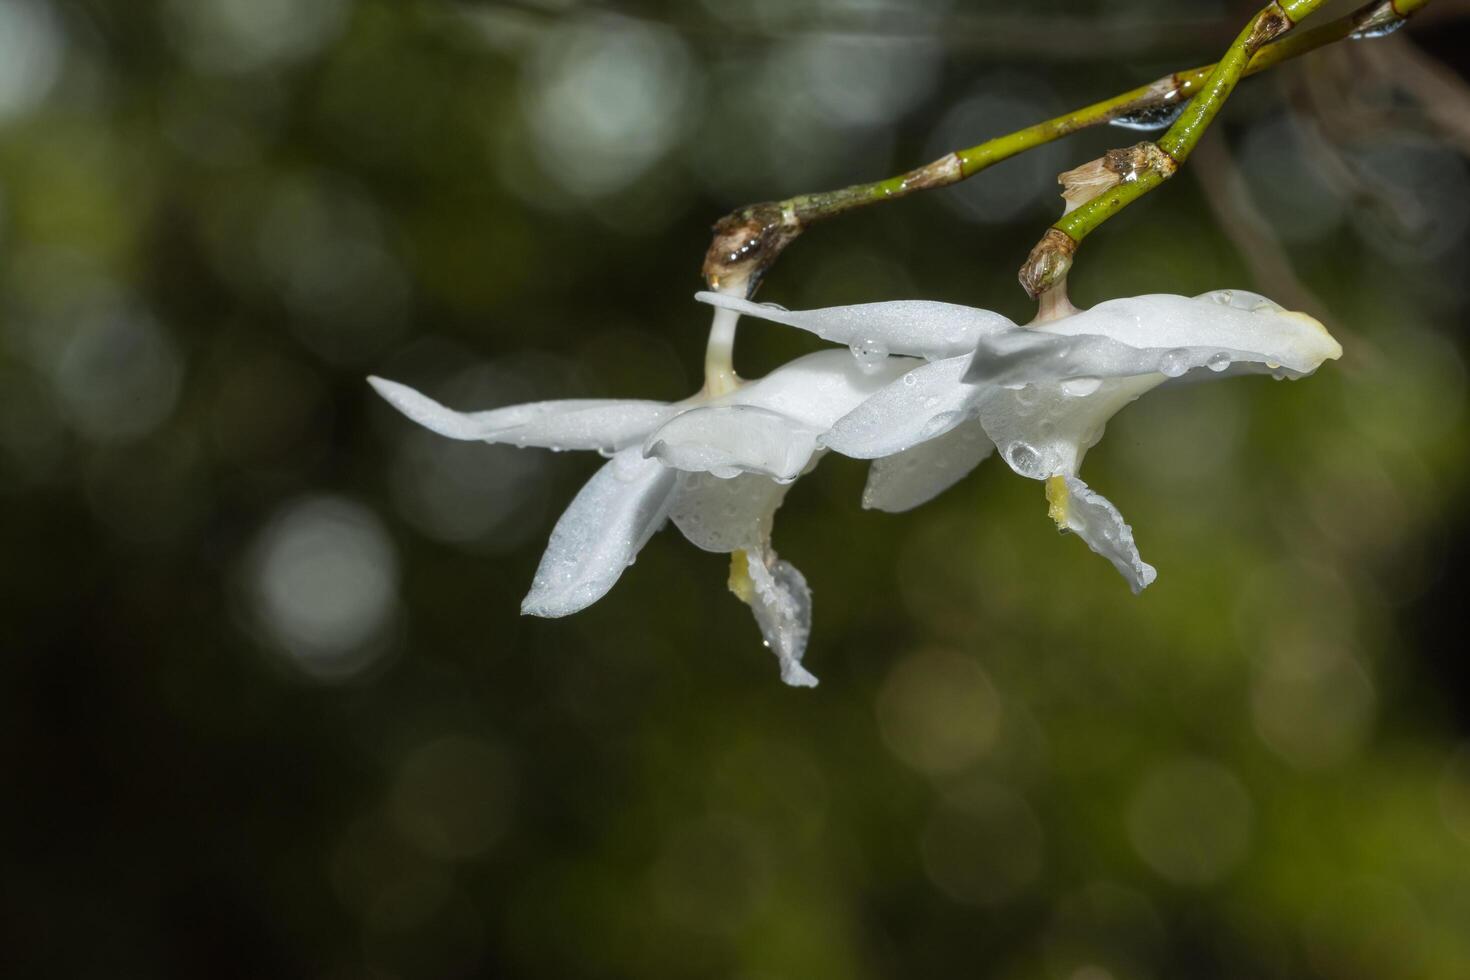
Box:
[4,0,1470,977]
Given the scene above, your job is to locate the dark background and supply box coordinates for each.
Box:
[3,0,1470,977]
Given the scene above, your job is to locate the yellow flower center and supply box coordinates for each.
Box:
[1045,474,1071,527]
[727,549,755,604]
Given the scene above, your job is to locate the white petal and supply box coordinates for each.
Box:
[669,470,794,553]
[368,376,672,451]
[520,449,676,617]
[1047,475,1157,594]
[821,354,976,459]
[976,374,1162,479]
[695,291,1015,360]
[724,349,916,428]
[645,405,820,482]
[966,292,1340,385]
[862,418,994,513]
[745,552,817,688]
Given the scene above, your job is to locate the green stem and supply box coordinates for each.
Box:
[1015,0,1443,296]
[1054,1,1328,246]
[703,0,1428,293]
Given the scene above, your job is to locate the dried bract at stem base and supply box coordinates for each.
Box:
[702,203,802,295]
[1019,228,1078,300]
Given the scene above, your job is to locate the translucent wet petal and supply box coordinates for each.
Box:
[1047,475,1157,594]
[718,349,916,428]
[645,405,821,482]
[368,376,674,451]
[668,471,792,554]
[822,355,975,459]
[862,418,994,513]
[520,448,676,617]
[745,552,816,688]
[965,293,1341,386]
[694,291,1014,360]
[976,375,1161,479]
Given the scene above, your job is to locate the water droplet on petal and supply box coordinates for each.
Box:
[902,374,918,387]
[1207,352,1231,373]
[1006,442,1043,478]
[921,411,963,440]
[1159,349,1190,378]
[849,338,890,373]
[1061,376,1102,397]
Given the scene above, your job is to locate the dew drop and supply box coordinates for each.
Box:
[1207,352,1231,373]
[920,411,963,440]
[1110,96,1192,132]
[1006,442,1043,477]
[849,338,890,374]
[902,374,919,387]
[1061,376,1102,397]
[1159,349,1190,378]
[1349,17,1405,39]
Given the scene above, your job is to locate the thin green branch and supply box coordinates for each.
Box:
[1019,0,1431,297]
[702,0,1427,294]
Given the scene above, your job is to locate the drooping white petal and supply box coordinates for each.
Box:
[744,552,816,688]
[520,448,676,617]
[821,354,976,459]
[668,471,794,553]
[862,418,995,513]
[644,405,820,482]
[1046,475,1157,594]
[368,376,673,452]
[695,291,1015,360]
[966,292,1341,386]
[723,349,917,427]
[976,374,1161,479]
[668,471,815,687]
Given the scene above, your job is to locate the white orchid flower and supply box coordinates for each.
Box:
[369,305,914,687]
[697,288,1342,592]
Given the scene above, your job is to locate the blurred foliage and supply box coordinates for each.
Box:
[3,0,1470,977]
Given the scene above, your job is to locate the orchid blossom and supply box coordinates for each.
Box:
[370,304,916,687]
[697,288,1342,591]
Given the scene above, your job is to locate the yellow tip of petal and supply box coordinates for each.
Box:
[728,549,755,604]
[1045,474,1070,527]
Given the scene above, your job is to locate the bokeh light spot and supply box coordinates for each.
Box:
[519,16,693,199]
[0,0,63,124]
[877,648,1003,774]
[1126,757,1253,886]
[243,496,400,680]
[920,780,1043,906]
[389,736,516,861]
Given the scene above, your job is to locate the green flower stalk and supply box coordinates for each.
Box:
[702,0,1429,295]
[1019,0,1430,297]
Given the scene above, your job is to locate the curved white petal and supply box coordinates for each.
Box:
[1046,475,1157,594]
[724,349,917,428]
[368,376,672,451]
[668,470,794,553]
[520,449,676,617]
[966,292,1340,386]
[745,552,817,688]
[645,405,820,482]
[821,354,976,459]
[695,291,1015,360]
[862,418,994,513]
[668,471,816,687]
[976,374,1162,479]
